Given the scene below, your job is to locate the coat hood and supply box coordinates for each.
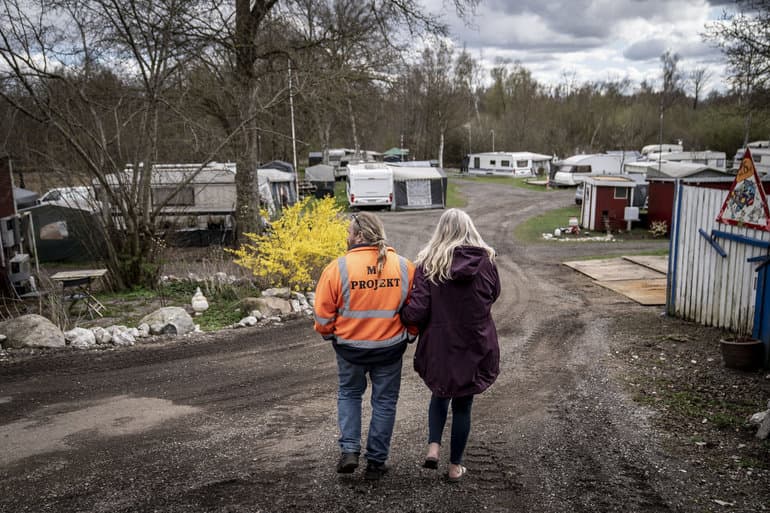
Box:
[451,246,491,281]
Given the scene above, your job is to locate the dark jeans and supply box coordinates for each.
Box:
[428,394,474,465]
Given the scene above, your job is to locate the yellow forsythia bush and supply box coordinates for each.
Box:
[229,197,348,290]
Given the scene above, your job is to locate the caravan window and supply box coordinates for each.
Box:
[490,160,496,166]
[153,186,194,206]
[516,160,528,168]
[501,160,511,167]
[575,165,591,174]
[614,187,628,200]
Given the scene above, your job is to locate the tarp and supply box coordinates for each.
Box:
[20,203,106,262]
[390,166,446,210]
[305,164,335,182]
[256,168,297,215]
[305,164,335,199]
[259,160,294,173]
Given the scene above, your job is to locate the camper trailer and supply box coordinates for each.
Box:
[97,162,296,242]
[646,150,727,171]
[551,153,626,186]
[640,143,683,158]
[733,141,770,174]
[346,163,393,209]
[467,152,553,177]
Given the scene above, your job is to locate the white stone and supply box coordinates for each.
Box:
[112,330,135,346]
[290,299,301,312]
[139,307,195,336]
[238,316,258,327]
[64,327,96,349]
[262,287,291,299]
[249,310,264,320]
[137,323,150,337]
[0,314,65,349]
[749,411,768,425]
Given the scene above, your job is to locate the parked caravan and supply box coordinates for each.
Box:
[733,141,770,174]
[646,150,727,171]
[389,165,446,210]
[551,153,626,186]
[468,152,553,177]
[39,186,100,212]
[346,163,393,209]
[640,143,683,158]
[97,162,296,244]
[304,164,335,198]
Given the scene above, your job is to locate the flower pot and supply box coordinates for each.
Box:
[719,337,765,371]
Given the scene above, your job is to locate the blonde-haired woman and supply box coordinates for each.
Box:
[400,208,500,482]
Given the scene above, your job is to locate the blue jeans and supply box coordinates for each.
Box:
[336,354,402,464]
[428,394,474,465]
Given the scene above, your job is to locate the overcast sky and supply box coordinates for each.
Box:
[427,0,736,94]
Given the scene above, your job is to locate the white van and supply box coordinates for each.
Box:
[346,163,393,209]
[551,154,625,186]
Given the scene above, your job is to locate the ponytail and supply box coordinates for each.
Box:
[350,212,388,275]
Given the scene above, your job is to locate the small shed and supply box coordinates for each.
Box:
[390,165,447,210]
[304,164,335,198]
[645,162,732,231]
[579,175,638,231]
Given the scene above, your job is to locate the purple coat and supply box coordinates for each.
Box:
[400,246,500,398]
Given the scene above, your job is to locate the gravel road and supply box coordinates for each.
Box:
[1,179,767,513]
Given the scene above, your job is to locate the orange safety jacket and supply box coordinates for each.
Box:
[314,245,415,355]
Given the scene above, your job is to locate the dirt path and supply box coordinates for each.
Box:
[0,180,764,512]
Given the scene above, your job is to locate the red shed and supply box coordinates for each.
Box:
[645,162,732,232]
[579,175,638,231]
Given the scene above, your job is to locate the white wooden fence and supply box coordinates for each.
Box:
[668,184,770,334]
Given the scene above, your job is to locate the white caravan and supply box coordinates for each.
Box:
[346,163,394,209]
[646,150,727,171]
[733,141,770,174]
[640,143,683,158]
[468,152,553,177]
[551,153,626,186]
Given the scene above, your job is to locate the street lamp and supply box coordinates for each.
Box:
[490,129,495,152]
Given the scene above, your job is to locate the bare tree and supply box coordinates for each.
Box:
[704,0,770,144]
[688,66,712,110]
[0,0,232,288]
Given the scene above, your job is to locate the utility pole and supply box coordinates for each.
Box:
[288,59,299,197]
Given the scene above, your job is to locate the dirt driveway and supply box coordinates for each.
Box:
[1,180,768,512]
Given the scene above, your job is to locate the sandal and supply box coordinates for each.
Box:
[422,457,439,469]
[447,465,467,483]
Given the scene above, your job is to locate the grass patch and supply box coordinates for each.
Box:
[514,206,581,243]
[446,179,466,208]
[94,281,254,332]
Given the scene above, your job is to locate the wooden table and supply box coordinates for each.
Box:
[50,269,108,317]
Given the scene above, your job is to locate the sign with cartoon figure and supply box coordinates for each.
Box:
[716,148,770,231]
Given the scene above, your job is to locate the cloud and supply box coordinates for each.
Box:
[424,0,731,92]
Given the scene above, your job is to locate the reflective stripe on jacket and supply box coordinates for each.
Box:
[314,245,415,350]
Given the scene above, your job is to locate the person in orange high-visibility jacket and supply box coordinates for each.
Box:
[314,211,415,481]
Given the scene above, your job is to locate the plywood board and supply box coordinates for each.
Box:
[622,255,668,274]
[594,278,668,305]
[563,258,665,281]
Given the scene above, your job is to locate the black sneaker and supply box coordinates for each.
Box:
[364,461,389,481]
[336,452,359,473]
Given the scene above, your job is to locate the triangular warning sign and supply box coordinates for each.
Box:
[716,147,770,231]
